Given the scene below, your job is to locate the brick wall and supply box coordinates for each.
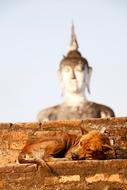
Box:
[0,117,127,189]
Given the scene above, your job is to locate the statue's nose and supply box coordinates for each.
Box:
[71,152,78,160]
[71,71,76,79]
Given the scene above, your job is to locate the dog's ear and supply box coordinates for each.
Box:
[100,127,106,134]
[102,144,113,151]
[79,120,89,135]
[80,126,89,135]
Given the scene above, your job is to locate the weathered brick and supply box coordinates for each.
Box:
[59,175,80,183]
[0,140,8,149]
[0,118,127,190]
[44,175,80,186]
[0,180,5,189]
[9,141,26,150]
[8,131,29,141]
[0,155,17,166]
[13,122,41,129]
[85,173,127,184]
[0,130,8,139]
[0,123,12,130]
[44,176,59,186]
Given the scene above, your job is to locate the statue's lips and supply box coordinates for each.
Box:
[69,80,77,84]
[68,83,78,89]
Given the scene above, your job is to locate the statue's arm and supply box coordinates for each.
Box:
[100,105,115,118]
[37,106,59,122]
[37,109,50,122]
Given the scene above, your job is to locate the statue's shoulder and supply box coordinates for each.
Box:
[89,101,115,118]
[37,105,61,122]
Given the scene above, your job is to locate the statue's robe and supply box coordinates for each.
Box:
[37,101,115,122]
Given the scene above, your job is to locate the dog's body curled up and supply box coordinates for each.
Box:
[18,130,115,173]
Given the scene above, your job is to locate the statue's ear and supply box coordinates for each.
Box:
[57,69,61,80]
[57,69,64,96]
[86,66,92,94]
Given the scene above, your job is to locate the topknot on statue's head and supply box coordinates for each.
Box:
[59,23,90,71]
[59,50,89,70]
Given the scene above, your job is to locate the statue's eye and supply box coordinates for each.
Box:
[80,141,83,146]
[62,66,71,72]
[75,65,85,72]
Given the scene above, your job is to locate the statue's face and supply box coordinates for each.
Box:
[60,62,88,94]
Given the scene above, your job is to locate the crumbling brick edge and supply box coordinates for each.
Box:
[0,117,127,189]
[0,160,127,190]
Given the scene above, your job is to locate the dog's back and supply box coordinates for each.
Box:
[18,132,77,164]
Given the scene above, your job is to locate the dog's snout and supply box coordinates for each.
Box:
[71,152,79,160]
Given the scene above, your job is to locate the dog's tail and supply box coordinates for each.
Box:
[35,158,58,176]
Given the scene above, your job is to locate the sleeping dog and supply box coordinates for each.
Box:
[18,129,115,174]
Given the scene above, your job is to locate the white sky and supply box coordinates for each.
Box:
[0,0,127,122]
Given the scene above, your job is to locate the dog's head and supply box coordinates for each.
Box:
[70,130,112,160]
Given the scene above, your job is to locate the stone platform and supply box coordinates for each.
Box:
[0,118,127,189]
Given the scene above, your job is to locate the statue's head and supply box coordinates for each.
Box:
[58,24,92,95]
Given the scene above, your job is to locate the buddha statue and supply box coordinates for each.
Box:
[37,24,115,121]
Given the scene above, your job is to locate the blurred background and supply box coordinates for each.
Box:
[0,0,127,122]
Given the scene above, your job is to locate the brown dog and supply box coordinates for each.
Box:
[18,130,114,174]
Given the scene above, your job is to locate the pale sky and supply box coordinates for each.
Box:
[0,0,127,122]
